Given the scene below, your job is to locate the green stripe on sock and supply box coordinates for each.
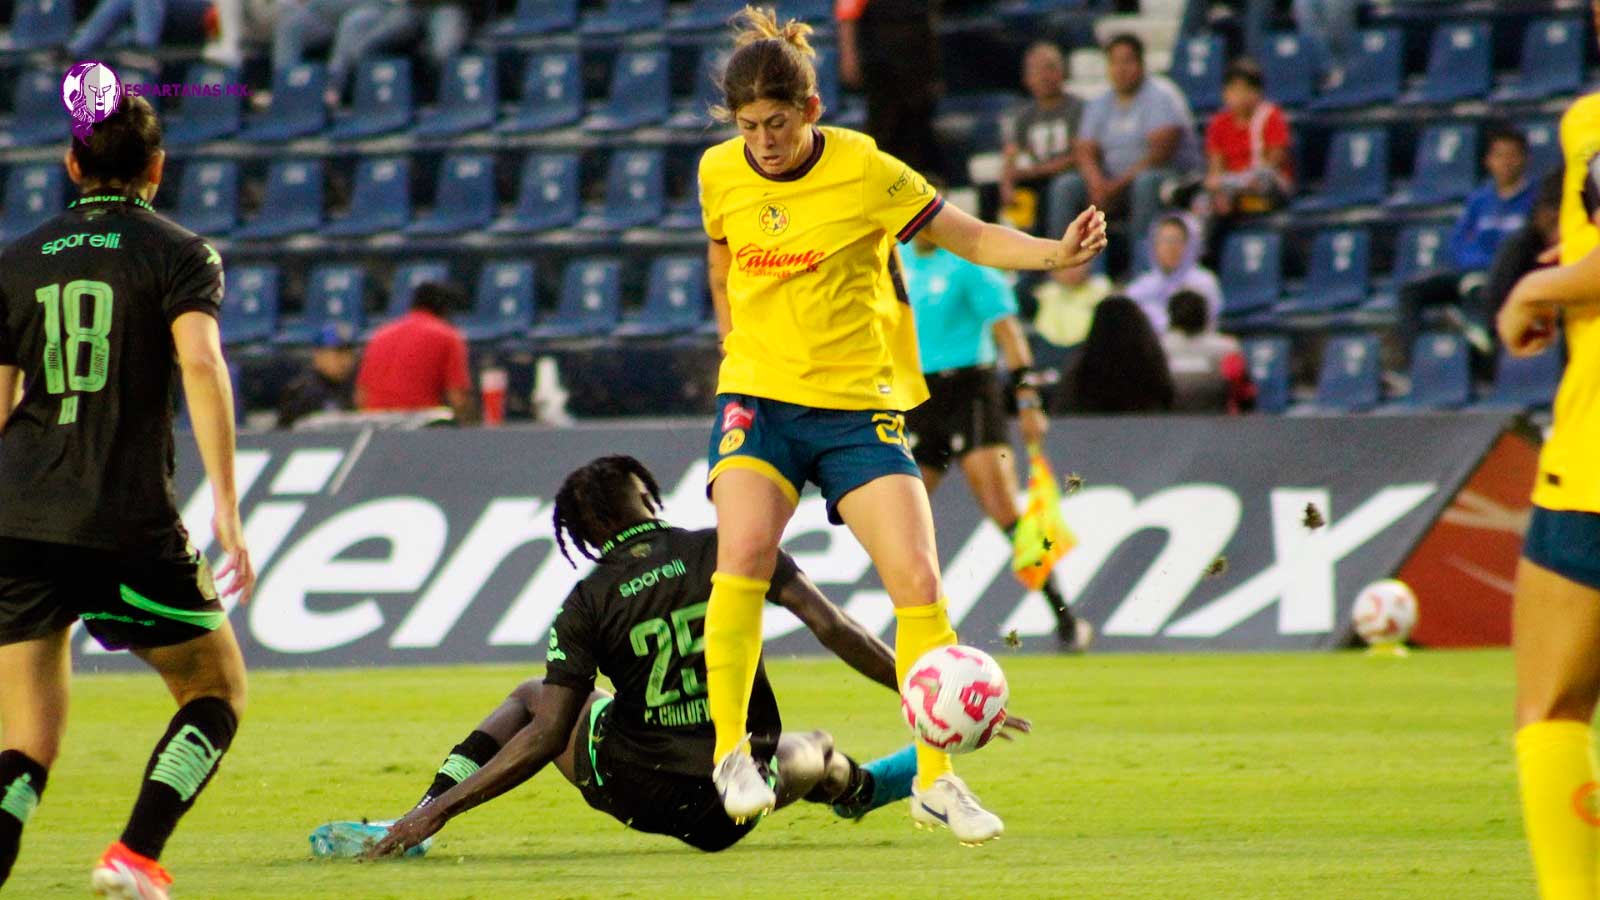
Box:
[0,774,38,823]
[437,754,480,785]
[150,725,223,802]
[119,584,224,630]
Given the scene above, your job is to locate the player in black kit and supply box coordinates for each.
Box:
[362,456,1019,859]
[0,95,254,900]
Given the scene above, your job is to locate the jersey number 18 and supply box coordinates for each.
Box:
[34,279,113,425]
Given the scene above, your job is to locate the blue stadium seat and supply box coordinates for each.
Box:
[175,159,240,237]
[1389,221,1453,288]
[1402,21,1490,106]
[409,154,496,235]
[462,261,537,341]
[1291,127,1388,212]
[576,150,665,232]
[783,0,830,20]
[1244,336,1291,413]
[616,255,709,336]
[413,54,497,138]
[668,0,744,32]
[242,63,328,142]
[662,192,703,231]
[498,51,582,134]
[276,264,367,345]
[492,153,580,233]
[1311,333,1382,412]
[219,265,279,346]
[1399,331,1471,409]
[381,260,452,324]
[813,47,865,129]
[4,0,72,50]
[235,158,324,240]
[579,0,665,35]
[1487,346,1564,409]
[668,47,726,130]
[326,57,412,140]
[1169,34,1224,113]
[1278,228,1371,314]
[1310,28,1401,111]
[491,0,577,36]
[585,49,670,132]
[1522,118,1562,181]
[1494,17,1584,102]
[1260,31,1314,108]
[1386,122,1478,208]
[532,258,623,339]
[323,155,412,236]
[164,64,242,147]
[0,164,63,242]
[1218,230,1283,318]
[0,71,68,147]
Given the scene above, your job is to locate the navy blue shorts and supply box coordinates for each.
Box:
[1524,506,1600,591]
[707,394,920,525]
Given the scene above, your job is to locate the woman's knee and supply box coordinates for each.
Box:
[884,553,942,606]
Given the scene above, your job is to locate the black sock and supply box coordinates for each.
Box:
[120,697,237,860]
[417,730,501,809]
[0,750,48,886]
[805,752,868,805]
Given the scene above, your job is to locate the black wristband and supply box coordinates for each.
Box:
[1010,367,1043,394]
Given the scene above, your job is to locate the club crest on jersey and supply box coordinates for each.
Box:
[757,203,789,236]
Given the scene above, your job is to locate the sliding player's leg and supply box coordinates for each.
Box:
[0,627,71,887]
[414,679,543,809]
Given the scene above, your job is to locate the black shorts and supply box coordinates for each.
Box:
[904,366,1010,472]
[572,697,768,853]
[0,537,224,650]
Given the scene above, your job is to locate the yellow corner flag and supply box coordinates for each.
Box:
[1012,445,1076,591]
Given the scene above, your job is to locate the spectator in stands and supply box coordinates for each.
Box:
[1125,214,1222,333]
[836,0,944,179]
[205,0,281,68]
[1162,290,1255,414]
[1484,169,1564,338]
[998,42,1083,235]
[276,323,358,429]
[1032,262,1111,349]
[273,0,468,106]
[1451,126,1536,273]
[1294,0,1362,88]
[1067,33,1202,241]
[1201,59,1292,218]
[1052,295,1175,414]
[69,0,215,57]
[355,281,475,422]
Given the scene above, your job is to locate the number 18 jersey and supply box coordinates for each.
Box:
[0,194,224,555]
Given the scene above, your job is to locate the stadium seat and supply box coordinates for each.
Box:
[0,164,63,242]
[1244,336,1291,413]
[531,258,623,339]
[1522,118,1562,180]
[813,47,865,129]
[1398,331,1471,409]
[1278,228,1371,314]
[4,0,72,50]
[616,255,710,337]
[492,153,580,233]
[1310,28,1401,110]
[175,159,240,236]
[409,154,496,235]
[491,0,578,36]
[662,192,703,231]
[1494,17,1584,102]
[669,0,744,32]
[164,63,242,147]
[1291,127,1388,212]
[219,265,279,346]
[276,264,368,344]
[668,47,726,130]
[413,54,497,138]
[234,158,324,240]
[1219,230,1283,319]
[0,71,68,147]
[1259,32,1313,108]
[326,57,413,140]
[1401,21,1490,106]
[1487,346,1564,409]
[1311,333,1382,412]
[1388,221,1453,288]
[579,0,665,35]
[576,150,666,232]
[1386,122,1478,208]
[462,261,538,341]
[323,155,412,236]
[382,260,452,324]
[498,51,582,134]
[584,50,670,132]
[241,63,328,142]
[1169,34,1224,113]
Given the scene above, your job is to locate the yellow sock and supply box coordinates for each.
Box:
[704,571,769,763]
[894,599,958,791]
[1517,720,1600,900]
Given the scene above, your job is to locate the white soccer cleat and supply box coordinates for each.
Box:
[911,774,1004,846]
[712,739,775,824]
[90,860,170,900]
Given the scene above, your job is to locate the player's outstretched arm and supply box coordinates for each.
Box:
[367,682,587,858]
[1499,244,1600,356]
[922,194,1108,273]
[774,566,898,692]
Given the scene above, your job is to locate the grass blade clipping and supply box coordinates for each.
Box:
[1011,445,1076,591]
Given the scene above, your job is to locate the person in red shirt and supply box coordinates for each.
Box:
[355,281,475,421]
[1202,59,1292,216]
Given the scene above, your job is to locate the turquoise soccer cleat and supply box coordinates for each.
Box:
[308,820,431,859]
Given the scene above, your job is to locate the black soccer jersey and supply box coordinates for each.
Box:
[543,522,796,778]
[0,194,223,555]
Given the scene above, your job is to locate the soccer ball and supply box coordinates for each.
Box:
[1351,579,1419,648]
[900,645,1009,754]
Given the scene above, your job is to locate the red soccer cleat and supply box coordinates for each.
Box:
[90,841,173,900]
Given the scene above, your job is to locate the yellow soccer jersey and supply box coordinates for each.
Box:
[700,126,937,411]
[1534,92,1600,512]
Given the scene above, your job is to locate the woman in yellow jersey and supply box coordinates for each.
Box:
[698,7,1107,845]
[1504,7,1600,894]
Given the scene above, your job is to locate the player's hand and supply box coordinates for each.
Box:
[996,711,1032,741]
[1017,403,1048,446]
[211,505,255,605]
[1056,205,1109,269]
[366,809,443,860]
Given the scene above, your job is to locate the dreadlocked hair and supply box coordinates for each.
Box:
[552,455,664,566]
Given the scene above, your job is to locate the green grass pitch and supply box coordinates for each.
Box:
[9,651,1526,899]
